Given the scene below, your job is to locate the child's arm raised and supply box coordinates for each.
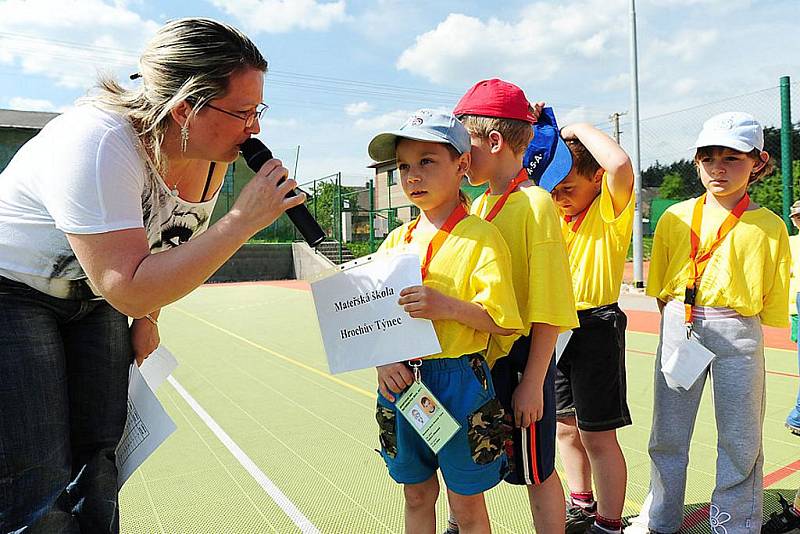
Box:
[398,285,515,335]
[561,123,634,216]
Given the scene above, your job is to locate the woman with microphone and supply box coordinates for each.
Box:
[0,18,303,533]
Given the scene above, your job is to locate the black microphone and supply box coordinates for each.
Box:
[240,138,325,247]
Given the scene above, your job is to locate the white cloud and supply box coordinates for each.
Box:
[354,110,412,131]
[209,0,347,34]
[0,0,158,89]
[7,97,57,112]
[345,101,373,116]
[672,77,698,96]
[263,117,299,128]
[652,29,718,62]
[396,1,626,86]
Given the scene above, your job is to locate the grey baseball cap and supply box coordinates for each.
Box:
[368,109,471,162]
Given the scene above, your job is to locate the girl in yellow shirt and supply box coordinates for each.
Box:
[632,112,790,534]
[367,110,523,533]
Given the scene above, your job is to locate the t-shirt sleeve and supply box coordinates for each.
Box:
[760,227,791,328]
[39,118,145,234]
[646,212,673,299]
[526,194,579,328]
[469,228,523,331]
[599,174,634,232]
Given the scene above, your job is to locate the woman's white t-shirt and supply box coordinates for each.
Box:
[0,105,219,299]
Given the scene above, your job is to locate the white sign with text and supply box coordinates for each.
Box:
[311,253,441,374]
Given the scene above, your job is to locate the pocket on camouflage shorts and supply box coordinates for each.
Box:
[375,404,398,459]
[467,397,510,465]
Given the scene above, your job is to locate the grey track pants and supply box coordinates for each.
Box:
[638,300,765,534]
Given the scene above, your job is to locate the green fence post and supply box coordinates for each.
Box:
[780,75,794,233]
[368,179,375,253]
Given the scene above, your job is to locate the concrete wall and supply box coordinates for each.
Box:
[209,243,294,282]
[292,242,335,281]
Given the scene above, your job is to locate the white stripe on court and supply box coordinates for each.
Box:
[167,376,320,534]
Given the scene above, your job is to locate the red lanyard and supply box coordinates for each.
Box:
[684,192,750,327]
[562,202,592,253]
[475,168,529,222]
[404,203,469,280]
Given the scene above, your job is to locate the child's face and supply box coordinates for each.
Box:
[550,168,602,216]
[396,139,467,213]
[464,133,494,186]
[696,148,761,201]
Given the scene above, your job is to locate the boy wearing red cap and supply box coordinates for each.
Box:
[535,121,634,534]
[452,79,579,534]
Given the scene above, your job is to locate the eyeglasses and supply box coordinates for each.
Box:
[205,102,268,129]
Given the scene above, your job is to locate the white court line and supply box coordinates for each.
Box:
[167,376,320,534]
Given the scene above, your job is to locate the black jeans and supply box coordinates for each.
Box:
[0,276,131,533]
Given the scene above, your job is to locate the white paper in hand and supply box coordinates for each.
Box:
[661,335,716,390]
[310,253,441,374]
[116,348,178,488]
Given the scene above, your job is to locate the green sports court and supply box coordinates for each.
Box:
[119,282,800,533]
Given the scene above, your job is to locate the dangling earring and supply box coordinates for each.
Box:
[180,123,189,153]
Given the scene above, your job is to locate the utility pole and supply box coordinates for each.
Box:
[609,111,627,144]
[629,0,644,289]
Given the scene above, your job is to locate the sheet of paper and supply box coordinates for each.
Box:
[554,330,573,365]
[116,350,177,488]
[138,345,178,391]
[310,253,441,374]
[661,335,716,390]
[396,381,460,454]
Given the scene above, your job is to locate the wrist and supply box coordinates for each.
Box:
[220,210,257,242]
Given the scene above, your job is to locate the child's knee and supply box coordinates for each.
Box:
[580,429,620,455]
[448,492,487,527]
[556,418,580,442]
[404,477,439,509]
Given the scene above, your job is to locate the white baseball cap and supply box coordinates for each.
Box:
[693,111,764,152]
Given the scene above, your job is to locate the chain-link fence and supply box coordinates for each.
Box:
[607,77,800,233]
[212,77,798,258]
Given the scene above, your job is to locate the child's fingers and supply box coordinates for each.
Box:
[399,286,423,297]
[397,293,421,306]
[379,382,395,402]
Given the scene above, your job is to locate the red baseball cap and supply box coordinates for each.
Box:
[453,78,536,123]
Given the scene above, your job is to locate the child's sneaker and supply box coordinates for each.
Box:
[787,422,800,436]
[566,501,596,534]
[762,494,800,534]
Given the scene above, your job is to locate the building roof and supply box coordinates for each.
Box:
[367,159,396,169]
[0,108,59,130]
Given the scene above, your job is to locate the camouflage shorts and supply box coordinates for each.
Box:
[467,397,511,465]
[375,404,398,459]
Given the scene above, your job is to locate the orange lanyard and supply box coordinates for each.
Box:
[684,192,750,328]
[404,203,468,280]
[475,168,529,222]
[562,202,592,253]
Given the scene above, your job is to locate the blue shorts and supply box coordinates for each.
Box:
[375,354,509,496]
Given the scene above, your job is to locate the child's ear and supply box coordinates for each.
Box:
[488,130,503,154]
[592,168,604,189]
[458,152,471,175]
[753,150,770,174]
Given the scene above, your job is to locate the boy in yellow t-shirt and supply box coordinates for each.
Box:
[453,79,579,534]
[367,109,523,533]
[534,115,634,533]
[630,112,789,533]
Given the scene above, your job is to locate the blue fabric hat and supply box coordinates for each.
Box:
[523,107,573,192]
[368,109,471,162]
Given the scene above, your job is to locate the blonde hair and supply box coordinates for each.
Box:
[83,17,267,171]
[457,114,533,155]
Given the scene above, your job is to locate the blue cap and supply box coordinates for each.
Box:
[523,107,573,192]
[368,109,471,162]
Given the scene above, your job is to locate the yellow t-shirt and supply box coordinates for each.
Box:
[379,213,523,360]
[559,175,634,310]
[646,197,791,327]
[789,234,800,315]
[472,185,579,365]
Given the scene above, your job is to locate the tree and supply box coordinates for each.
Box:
[659,172,689,200]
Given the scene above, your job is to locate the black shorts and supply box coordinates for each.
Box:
[491,335,556,486]
[555,303,632,432]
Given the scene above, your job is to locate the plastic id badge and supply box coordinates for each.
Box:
[396,381,460,454]
[661,335,716,390]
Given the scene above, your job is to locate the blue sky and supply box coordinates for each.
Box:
[0,0,798,185]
